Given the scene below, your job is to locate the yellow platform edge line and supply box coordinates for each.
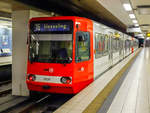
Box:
[83,49,142,113]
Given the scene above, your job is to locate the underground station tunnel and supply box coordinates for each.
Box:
[0,0,150,113]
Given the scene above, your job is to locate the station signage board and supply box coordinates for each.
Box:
[134,34,143,37]
[146,33,150,37]
[127,27,141,33]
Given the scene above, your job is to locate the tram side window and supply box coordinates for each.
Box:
[134,40,137,47]
[125,40,130,51]
[116,39,119,51]
[103,35,109,56]
[112,38,116,53]
[128,40,131,50]
[135,41,136,47]
[95,33,108,58]
[119,40,122,50]
[117,39,120,50]
[95,33,103,58]
[75,32,90,62]
[125,40,128,51]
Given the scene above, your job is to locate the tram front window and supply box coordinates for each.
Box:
[29,34,72,63]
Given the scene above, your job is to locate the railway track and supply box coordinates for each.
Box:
[0,80,73,113]
[0,80,12,96]
[2,94,73,113]
[27,94,73,113]
[0,80,11,86]
[0,94,28,113]
[0,64,12,82]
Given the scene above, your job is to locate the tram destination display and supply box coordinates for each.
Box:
[30,20,73,34]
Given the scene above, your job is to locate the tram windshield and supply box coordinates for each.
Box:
[29,20,73,63]
[29,34,72,63]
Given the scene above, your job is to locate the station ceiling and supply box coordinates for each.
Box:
[14,0,128,33]
[0,1,11,18]
[0,0,127,33]
[130,0,150,33]
[0,0,149,37]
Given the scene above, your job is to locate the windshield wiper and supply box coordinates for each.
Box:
[49,57,72,64]
[56,57,72,64]
[29,30,40,63]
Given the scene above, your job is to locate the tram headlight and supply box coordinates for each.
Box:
[28,74,36,81]
[60,77,71,84]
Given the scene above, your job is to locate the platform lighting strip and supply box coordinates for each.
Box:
[123,3,142,34]
[147,37,150,40]
[132,20,138,24]
[135,24,139,27]
[129,14,135,19]
[123,3,132,11]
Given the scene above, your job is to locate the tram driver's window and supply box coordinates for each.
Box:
[75,32,90,62]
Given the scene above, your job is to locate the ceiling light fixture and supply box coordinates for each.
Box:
[132,20,138,23]
[129,14,135,19]
[146,37,150,40]
[134,24,139,27]
[123,3,132,11]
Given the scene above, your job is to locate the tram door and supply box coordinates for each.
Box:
[74,31,93,88]
[119,39,123,60]
[108,33,113,66]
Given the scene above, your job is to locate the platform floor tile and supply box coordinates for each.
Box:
[107,48,150,113]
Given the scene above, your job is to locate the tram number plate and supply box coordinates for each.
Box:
[43,77,51,81]
[36,75,61,83]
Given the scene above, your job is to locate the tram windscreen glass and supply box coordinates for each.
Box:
[29,20,73,63]
[30,20,73,34]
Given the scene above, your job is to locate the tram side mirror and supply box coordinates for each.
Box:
[29,52,34,63]
[29,48,35,63]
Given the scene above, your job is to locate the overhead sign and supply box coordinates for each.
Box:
[146,33,150,37]
[114,32,120,38]
[34,23,70,32]
[127,27,141,33]
[134,34,143,37]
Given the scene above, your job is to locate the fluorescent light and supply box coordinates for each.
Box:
[129,14,135,19]
[147,37,150,40]
[135,24,139,27]
[123,3,132,11]
[132,20,138,23]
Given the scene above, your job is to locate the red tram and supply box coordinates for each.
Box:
[26,16,138,94]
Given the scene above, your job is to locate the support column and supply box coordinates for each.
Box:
[12,10,30,96]
[12,10,51,96]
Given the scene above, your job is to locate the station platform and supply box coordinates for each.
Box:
[0,56,12,66]
[54,48,143,113]
[105,48,150,113]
